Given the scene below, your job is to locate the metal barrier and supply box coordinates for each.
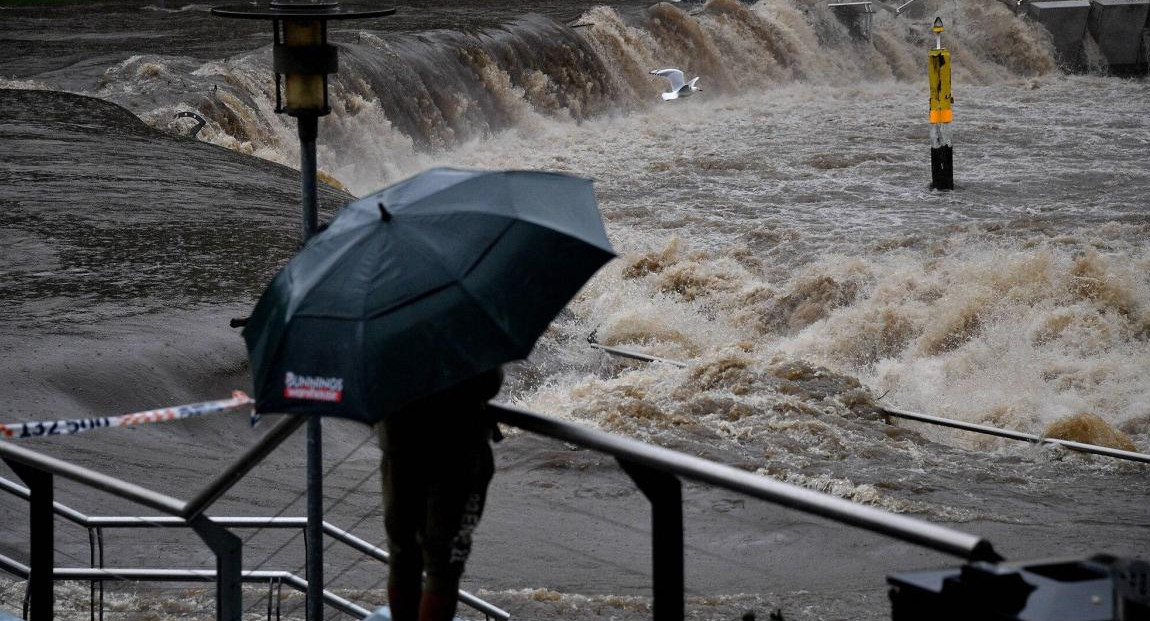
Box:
[0,416,510,621]
[881,406,1150,464]
[0,436,241,621]
[17,381,1131,621]
[588,341,1150,465]
[0,476,509,621]
[489,403,1001,621]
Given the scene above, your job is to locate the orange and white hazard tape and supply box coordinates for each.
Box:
[0,391,254,440]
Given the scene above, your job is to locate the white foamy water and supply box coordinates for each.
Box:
[6,0,1148,516]
[3,3,1149,620]
[400,75,1150,452]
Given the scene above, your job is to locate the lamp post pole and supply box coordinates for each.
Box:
[299,115,320,238]
[210,4,395,619]
[300,109,323,621]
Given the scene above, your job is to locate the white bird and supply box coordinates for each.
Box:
[649,68,702,101]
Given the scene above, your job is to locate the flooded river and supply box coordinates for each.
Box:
[1,0,1148,619]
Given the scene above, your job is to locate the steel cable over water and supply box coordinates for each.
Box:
[587,342,1150,465]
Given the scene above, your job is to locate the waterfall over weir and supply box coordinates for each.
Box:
[72,0,1060,194]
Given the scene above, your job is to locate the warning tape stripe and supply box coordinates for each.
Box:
[0,391,254,440]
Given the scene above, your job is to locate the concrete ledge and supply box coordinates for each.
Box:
[828,2,875,40]
[1088,0,1150,67]
[1028,1,1092,68]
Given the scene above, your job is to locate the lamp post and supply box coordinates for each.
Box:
[210,3,394,620]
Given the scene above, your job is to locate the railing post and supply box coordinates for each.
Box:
[189,515,243,621]
[87,527,96,621]
[618,459,684,621]
[5,459,55,621]
[95,527,105,621]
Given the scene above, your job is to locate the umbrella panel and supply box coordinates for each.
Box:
[461,220,615,352]
[256,284,523,422]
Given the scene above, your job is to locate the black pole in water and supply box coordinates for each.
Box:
[618,459,685,621]
[930,124,953,191]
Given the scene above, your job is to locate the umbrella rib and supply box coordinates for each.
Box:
[356,220,490,321]
[285,226,379,318]
[381,219,524,352]
[461,217,515,278]
[361,281,455,320]
[452,219,527,353]
[453,278,525,354]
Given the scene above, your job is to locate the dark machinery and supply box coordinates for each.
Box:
[889,555,1150,621]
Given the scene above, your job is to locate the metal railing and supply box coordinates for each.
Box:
[589,341,1150,464]
[0,416,509,621]
[0,474,509,621]
[880,406,1150,464]
[18,375,1130,621]
[489,403,1000,621]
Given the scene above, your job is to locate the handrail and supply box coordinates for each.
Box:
[490,403,1000,562]
[0,440,187,516]
[588,342,686,368]
[589,343,1150,464]
[185,414,307,520]
[0,476,513,621]
[0,559,368,620]
[0,553,29,580]
[881,406,1150,464]
[0,475,88,526]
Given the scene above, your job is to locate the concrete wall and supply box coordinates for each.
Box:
[1027,1,1092,68]
[828,2,874,40]
[1087,0,1150,67]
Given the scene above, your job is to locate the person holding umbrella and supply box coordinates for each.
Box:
[241,168,615,621]
[377,367,504,621]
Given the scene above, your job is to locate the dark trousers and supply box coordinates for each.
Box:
[377,414,494,600]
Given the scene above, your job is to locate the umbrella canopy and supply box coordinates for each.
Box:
[242,167,615,423]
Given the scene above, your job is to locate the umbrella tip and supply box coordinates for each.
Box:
[378,202,392,221]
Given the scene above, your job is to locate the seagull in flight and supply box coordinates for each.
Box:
[650,68,701,101]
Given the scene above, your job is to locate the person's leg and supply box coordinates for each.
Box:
[419,431,494,621]
[379,422,427,621]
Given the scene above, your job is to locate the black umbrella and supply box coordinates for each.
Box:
[242,167,615,423]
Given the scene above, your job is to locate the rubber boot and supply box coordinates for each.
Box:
[388,586,419,621]
[418,590,459,621]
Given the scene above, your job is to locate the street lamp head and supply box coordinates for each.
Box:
[211,0,395,241]
[211,1,395,117]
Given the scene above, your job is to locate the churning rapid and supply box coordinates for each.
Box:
[6,0,1149,512]
[2,0,1149,617]
[16,0,1064,192]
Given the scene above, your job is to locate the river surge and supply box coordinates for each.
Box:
[1,1,1148,619]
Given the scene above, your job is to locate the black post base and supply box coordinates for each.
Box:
[931,145,953,191]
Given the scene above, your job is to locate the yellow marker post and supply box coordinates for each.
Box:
[928,49,952,124]
[928,16,953,190]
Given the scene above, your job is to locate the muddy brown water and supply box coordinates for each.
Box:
[1,1,1149,619]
